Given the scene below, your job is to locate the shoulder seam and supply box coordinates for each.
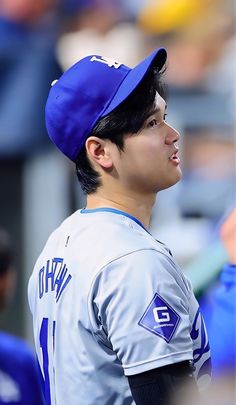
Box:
[90,247,170,290]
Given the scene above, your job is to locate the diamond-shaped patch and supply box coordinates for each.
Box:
[138,293,181,343]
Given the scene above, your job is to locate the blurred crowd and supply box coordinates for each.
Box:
[0,0,235,396]
[0,0,234,157]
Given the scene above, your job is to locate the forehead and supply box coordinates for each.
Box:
[154,91,166,111]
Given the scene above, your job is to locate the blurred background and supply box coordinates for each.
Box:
[0,0,235,378]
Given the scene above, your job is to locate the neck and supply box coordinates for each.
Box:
[86,189,156,229]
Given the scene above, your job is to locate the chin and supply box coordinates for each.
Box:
[157,170,182,192]
[172,166,182,183]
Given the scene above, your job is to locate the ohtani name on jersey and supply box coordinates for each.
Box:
[38,257,72,302]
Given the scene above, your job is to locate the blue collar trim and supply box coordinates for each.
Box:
[80,207,148,232]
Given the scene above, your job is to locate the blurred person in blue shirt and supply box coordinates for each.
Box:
[200,208,236,378]
[174,208,236,404]
[0,229,44,405]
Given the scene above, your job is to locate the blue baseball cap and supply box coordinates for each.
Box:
[45,47,167,161]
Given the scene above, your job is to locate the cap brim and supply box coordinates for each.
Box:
[102,47,167,117]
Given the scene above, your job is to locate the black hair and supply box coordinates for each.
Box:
[0,229,14,276]
[75,65,167,194]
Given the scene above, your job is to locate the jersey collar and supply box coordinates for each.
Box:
[80,207,148,232]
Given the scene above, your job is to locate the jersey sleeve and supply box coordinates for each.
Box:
[90,249,193,376]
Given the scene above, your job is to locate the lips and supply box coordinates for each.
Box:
[169,149,180,164]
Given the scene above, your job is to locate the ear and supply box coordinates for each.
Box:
[85,137,113,169]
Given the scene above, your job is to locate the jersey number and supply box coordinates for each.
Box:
[39,318,56,405]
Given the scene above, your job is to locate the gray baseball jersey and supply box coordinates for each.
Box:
[28,208,211,405]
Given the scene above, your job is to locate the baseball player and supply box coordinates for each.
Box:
[28,48,211,405]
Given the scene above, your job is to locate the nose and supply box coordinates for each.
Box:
[165,124,180,145]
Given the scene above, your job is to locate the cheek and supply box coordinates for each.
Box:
[116,135,168,186]
[122,143,164,182]
[138,142,165,173]
[127,136,163,163]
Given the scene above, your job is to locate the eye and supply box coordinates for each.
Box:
[148,119,158,128]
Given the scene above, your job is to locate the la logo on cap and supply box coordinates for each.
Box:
[90,56,122,69]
